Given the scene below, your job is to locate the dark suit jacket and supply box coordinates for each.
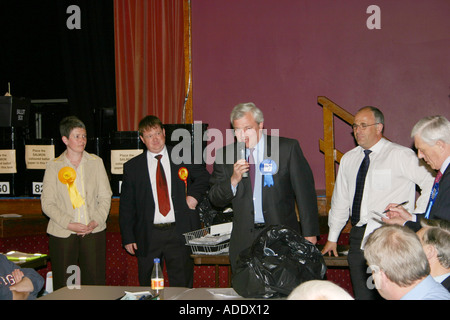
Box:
[441,275,450,292]
[209,135,319,268]
[119,146,210,257]
[406,165,450,232]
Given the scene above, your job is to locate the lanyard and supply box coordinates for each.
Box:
[424,181,440,219]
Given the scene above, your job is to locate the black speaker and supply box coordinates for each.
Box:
[109,131,144,196]
[0,96,30,127]
[164,123,208,165]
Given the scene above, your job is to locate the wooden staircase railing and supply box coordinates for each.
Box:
[318,96,355,212]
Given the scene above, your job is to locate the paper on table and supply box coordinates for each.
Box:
[210,222,232,235]
[188,222,233,245]
[206,288,243,299]
[188,233,230,245]
[121,291,152,300]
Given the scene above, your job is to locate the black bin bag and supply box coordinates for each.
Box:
[232,225,327,298]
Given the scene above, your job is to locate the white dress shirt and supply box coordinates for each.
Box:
[328,138,434,243]
[231,137,265,223]
[146,146,176,224]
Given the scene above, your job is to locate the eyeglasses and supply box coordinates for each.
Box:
[352,123,379,130]
[142,131,163,139]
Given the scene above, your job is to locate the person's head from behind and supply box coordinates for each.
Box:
[59,116,87,154]
[287,280,354,300]
[138,115,166,154]
[417,219,450,274]
[364,225,430,300]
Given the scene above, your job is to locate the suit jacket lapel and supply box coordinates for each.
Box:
[142,151,154,202]
[442,165,450,182]
[167,145,180,194]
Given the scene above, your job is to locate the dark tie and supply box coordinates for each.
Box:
[155,155,170,216]
[424,170,443,219]
[248,148,255,191]
[351,150,372,226]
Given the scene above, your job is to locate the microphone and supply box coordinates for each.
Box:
[237,141,248,178]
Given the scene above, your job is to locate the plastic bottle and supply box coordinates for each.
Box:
[151,258,164,300]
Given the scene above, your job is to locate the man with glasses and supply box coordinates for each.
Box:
[384,115,450,231]
[321,106,434,299]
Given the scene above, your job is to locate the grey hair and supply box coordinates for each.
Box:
[411,115,450,146]
[364,225,430,287]
[420,219,450,269]
[287,280,354,300]
[230,102,264,126]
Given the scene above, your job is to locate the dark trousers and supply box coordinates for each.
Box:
[230,226,265,272]
[49,230,106,291]
[348,226,382,300]
[137,225,194,287]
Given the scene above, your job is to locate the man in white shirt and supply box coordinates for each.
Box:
[321,107,434,300]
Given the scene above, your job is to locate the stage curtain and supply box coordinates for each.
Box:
[57,0,117,137]
[114,0,185,131]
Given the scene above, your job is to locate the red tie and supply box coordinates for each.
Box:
[155,155,170,216]
[435,171,443,184]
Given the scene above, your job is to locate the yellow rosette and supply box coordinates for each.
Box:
[58,167,85,209]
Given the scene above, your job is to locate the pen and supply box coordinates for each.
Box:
[382,200,409,213]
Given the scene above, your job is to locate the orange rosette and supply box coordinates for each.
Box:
[178,167,188,192]
[178,167,188,182]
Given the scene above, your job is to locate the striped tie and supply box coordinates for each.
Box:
[351,150,371,226]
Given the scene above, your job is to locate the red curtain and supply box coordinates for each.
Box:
[114,0,185,131]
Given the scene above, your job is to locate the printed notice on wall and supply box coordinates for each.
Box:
[25,145,55,170]
[111,149,143,175]
[0,150,16,174]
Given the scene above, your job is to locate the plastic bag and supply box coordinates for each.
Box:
[232,225,327,298]
[197,192,233,227]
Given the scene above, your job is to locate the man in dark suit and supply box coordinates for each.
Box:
[119,116,210,287]
[209,103,319,271]
[385,115,450,230]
